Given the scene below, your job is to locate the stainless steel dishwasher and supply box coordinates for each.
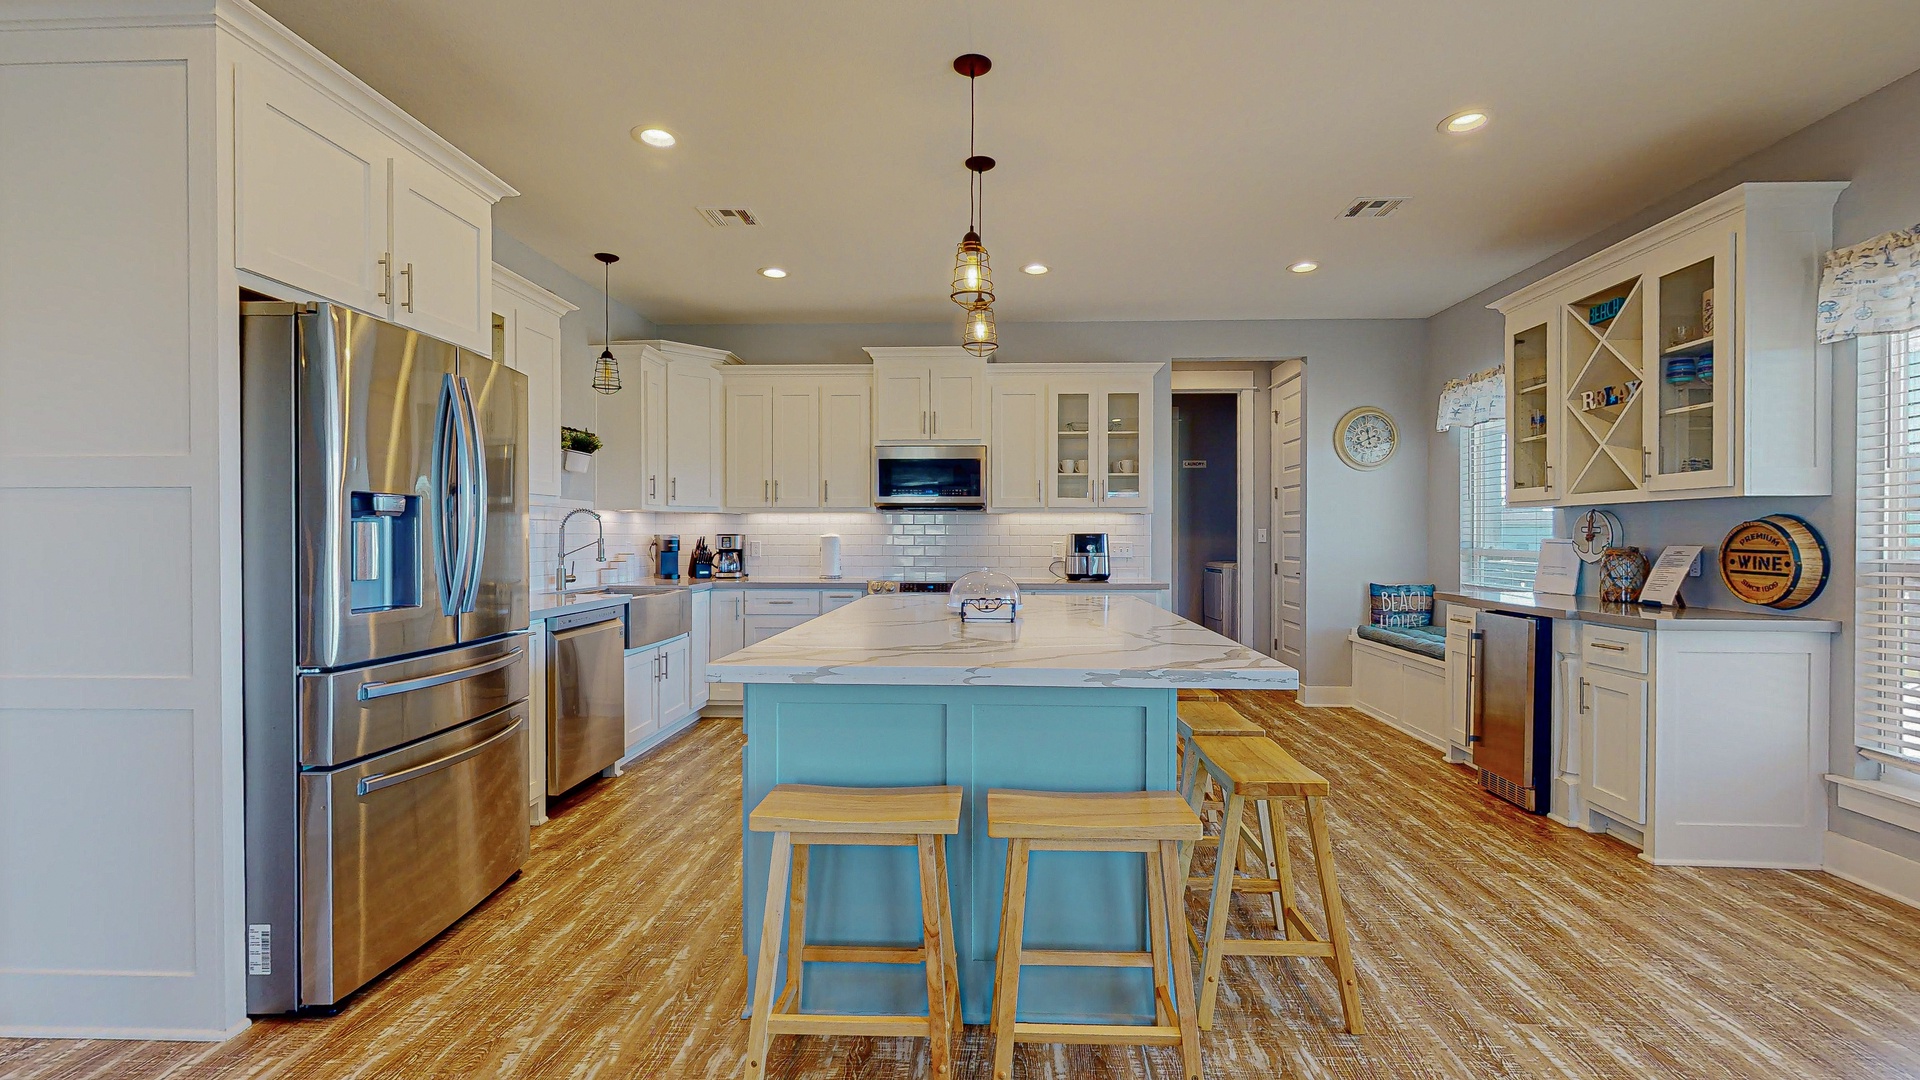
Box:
[546,606,627,795]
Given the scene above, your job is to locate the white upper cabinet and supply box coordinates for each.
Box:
[820,378,874,508]
[233,54,510,352]
[989,374,1049,509]
[666,359,725,508]
[598,342,735,512]
[641,355,670,510]
[770,383,821,508]
[1042,367,1156,512]
[725,379,775,508]
[490,265,576,499]
[1492,183,1845,505]
[866,347,987,443]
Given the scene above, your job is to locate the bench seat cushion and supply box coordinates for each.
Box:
[1356,623,1446,661]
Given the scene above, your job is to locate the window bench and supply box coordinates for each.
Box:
[1349,628,1448,750]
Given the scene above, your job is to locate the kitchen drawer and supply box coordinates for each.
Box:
[822,589,865,611]
[1582,625,1648,674]
[747,590,821,615]
[1445,608,1476,631]
[745,613,812,646]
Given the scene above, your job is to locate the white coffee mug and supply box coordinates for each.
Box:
[1074,459,1088,473]
[1117,458,1136,473]
[1060,459,1074,473]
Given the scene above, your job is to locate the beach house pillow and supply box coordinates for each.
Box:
[1369,583,1435,628]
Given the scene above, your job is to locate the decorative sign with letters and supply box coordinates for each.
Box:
[1588,296,1627,325]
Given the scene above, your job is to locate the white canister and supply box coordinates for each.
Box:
[820,534,843,579]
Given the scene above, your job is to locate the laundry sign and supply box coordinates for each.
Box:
[1182,459,1207,469]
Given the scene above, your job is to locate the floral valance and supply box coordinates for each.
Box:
[1435,366,1504,431]
[1817,225,1920,343]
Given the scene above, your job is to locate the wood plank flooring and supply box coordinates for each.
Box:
[4,693,1919,1079]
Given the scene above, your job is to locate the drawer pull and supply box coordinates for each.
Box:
[1591,642,1627,652]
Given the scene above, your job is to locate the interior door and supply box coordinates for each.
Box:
[1272,366,1305,667]
[726,381,773,507]
[820,379,873,507]
[292,305,459,669]
[770,383,820,507]
[390,154,491,351]
[460,351,529,643]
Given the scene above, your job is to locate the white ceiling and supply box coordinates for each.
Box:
[257,1,1920,325]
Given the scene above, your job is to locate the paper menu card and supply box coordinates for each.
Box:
[1533,538,1579,595]
[1639,545,1702,607]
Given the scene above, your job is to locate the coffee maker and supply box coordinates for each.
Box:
[714,533,746,579]
[1066,533,1110,581]
[655,534,681,580]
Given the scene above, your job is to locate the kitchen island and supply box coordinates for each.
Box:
[708,593,1297,1025]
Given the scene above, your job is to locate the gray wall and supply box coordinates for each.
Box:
[660,318,1430,691]
[492,230,655,503]
[1421,68,1920,863]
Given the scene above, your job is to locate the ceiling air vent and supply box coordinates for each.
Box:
[1342,197,1409,220]
[697,206,760,227]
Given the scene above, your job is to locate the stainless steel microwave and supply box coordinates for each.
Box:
[874,444,987,510]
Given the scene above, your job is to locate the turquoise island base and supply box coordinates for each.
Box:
[711,593,1300,1026]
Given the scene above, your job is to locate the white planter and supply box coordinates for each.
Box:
[562,449,594,474]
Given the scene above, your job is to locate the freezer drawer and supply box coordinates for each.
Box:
[297,705,529,1007]
[299,635,527,767]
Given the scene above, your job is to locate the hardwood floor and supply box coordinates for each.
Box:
[5,693,1918,1079]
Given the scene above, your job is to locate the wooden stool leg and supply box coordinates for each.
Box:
[1198,790,1244,1030]
[1178,733,1201,803]
[1144,840,1173,1027]
[1304,796,1364,1035]
[1158,840,1204,1080]
[916,836,954,1079]
[1254,798,1287,935]
[932,836,961,1041]
[779,842,809,1010]
[746,831,794,1080]
[990,838,1032,1080]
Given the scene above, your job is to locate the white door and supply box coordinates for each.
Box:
[689,591,712,709]
[930,366,985,440]
[726,381,773,507]
[390,153,491,351]
[820,379,873,508]
[991,379,1048,509]
[234,60,392,315]
[658,635,692,726]
[1272,367,1306,666]
[642,356,669,510]
[875,364,931,441]
[624,647,660,746]
[770,383,820,508]
[509,303,563,498]
[1584,668,1650,824]
[669,364,723,507]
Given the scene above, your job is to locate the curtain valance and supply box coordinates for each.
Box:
[1436,366,1504,431]
[1818,225,1920,343]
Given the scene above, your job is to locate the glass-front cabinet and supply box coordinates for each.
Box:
[1049,379,1152,510]
[1505,301,1555,503]
[1645,230,1732,492]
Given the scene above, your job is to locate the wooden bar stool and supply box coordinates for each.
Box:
[1177,700,1265,804]
[1188,736,1363,1035]
[1177,688,1221,701]
[746,784,963,1080]
[986,790,1204,1080]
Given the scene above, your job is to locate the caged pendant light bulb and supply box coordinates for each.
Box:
[592,252,621,394]
[950,53,998,355]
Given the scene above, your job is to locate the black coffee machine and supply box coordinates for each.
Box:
[655,534,681,580]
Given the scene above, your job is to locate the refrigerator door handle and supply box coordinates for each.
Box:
[358,647,524,701]
[449,378,479,615]
[432,375,461,616]
[457,376,488,613]
[1467,630,1485,744]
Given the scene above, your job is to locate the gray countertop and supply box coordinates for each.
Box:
[533,578,1171,619]
[529,590,631,621]
[1437,586,1839,633]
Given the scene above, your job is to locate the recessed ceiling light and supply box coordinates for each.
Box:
[1439,110,1488,134]
[1022,263,1049,275]
[758,267,787,279]
[1288,261,1319,274]
[633,127,676,148]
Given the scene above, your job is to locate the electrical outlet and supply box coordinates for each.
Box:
[1053,542,1065,557]
[1256,528,1269,544]
[1114,541,1135,557]
[749,541,763,559]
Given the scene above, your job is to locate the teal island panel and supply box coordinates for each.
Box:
[741,682,1178,1025]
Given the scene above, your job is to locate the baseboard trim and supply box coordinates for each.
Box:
[0,1018,249,1042]
[1824,831,1920,910]
[1298,685,1352,708]
[1349,701,1449,754]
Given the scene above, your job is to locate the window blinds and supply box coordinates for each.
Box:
[1459,419,1554,590]
[1855,329,1920,772]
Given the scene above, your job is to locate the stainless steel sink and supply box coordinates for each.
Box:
[604,585,692,648]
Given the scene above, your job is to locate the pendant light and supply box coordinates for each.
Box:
[951,53,998,356]
[592,252,621,394]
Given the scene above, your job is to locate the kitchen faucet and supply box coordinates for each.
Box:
[556,508,606,591]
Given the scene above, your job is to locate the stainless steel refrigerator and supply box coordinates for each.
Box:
[242,302,532,1013]
[1469,610,1552,814]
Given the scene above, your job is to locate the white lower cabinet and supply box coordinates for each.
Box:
[625,633,694,757]
[1581,665,1649,826]
[1444,608,1476,755]
[708,589,746,704]
[624,647,659,747]
[690,589,711,710]
[746,614,811,646]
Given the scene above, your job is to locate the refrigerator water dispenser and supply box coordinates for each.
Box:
[349,491,420,612]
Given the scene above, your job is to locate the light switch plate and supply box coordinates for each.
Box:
[749,541,763,558]
[1256,528,1269,543]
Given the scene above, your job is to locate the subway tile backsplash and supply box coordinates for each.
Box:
[530,501,1149,591]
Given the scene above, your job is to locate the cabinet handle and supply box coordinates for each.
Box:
[1642,449,1651,482]
[400,262,415,313]
[1578,677,1590,713]
[768,599,795,605]
[671,477,677,501]
[1591,642,1626,652]
[932,410,938,435]
[823,479,829,502]
[648,476,656,499]
[1467,630,1484,744]
[1544,463,1553,493]
[921,410,928,435]
[377,253,392,302]
[775,479,780,502]
[764,479,770,503]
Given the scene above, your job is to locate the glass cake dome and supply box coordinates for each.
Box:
[949,568,1020,620]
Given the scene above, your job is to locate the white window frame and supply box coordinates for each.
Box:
[1854,329,1920,778]
[1459,418,1553,590]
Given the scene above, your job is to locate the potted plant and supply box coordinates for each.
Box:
[560,427,602,473]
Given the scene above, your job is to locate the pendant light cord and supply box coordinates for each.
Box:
[603,258,610,346]
[969,73,980,236]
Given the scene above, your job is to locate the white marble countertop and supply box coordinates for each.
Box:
[707,593,1297,689]
[573,576,1171,592]
[1438,586,1840,633]
[529,590,630,621]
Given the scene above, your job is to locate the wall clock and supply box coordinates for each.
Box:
[1570,508,1621,564]
[1335,407,1397,470]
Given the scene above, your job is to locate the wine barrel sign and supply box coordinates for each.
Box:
[1718,514,1828,609]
